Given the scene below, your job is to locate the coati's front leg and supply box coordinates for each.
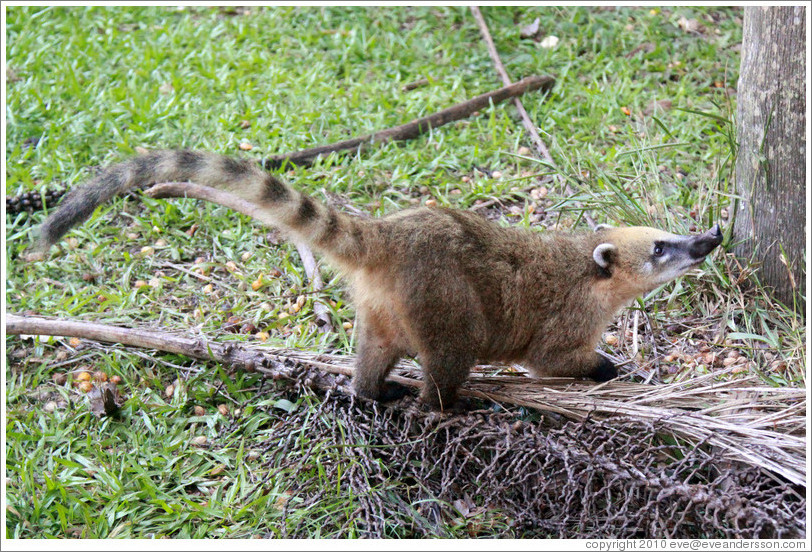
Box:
[417,350,476,411]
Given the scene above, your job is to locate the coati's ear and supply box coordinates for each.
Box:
[593,223,614,232]
[592,243,617,270]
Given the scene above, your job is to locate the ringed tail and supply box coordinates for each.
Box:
[32,150,367,265]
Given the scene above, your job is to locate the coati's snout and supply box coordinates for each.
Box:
[687,223,723,260]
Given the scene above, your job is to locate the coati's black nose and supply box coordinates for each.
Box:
[688,223,723,259]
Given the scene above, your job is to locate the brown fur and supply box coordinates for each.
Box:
[32,150,723,410]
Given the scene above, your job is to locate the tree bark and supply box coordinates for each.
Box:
[733,6,806,309]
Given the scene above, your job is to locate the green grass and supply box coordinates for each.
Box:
[6,5,801,539]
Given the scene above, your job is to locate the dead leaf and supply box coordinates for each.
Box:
[88,382,125,418]
[453,493,478,518]
[643,99,673,116]
[520,17,540,39]
[539,35,559,49]
[625,42,655,58]
[677,16,704,34]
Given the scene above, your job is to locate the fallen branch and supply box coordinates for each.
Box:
[470,8,597,229]
[146,181,333,332]
[260,75,555,168]
[6,313,805,486]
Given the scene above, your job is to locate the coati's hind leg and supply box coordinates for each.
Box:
[402,279,482,411]
[351,310,408,403]
[418,351,476,411]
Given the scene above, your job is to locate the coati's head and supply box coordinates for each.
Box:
[591,224,723,300]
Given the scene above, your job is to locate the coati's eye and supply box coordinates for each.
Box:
[653,244,664,257]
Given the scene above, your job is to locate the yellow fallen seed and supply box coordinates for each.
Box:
[255,332,269,342]
[140,246,154,256]
[165,384,175,398]
[343,321,353,330]
[77,381,94,393]
[134,280,148,289]
[239,142,253,151]
[76,371,92,382]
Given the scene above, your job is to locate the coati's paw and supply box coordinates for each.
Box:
[352,380,411,402]
[377,381,412,402]
[417,394,471,413]
[590,356,618,382]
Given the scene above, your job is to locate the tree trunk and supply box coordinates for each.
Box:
[733,6,806,309]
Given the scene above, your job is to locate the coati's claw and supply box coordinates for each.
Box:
[590,356,618,382]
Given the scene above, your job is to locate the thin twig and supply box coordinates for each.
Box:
[260,75,555,168]
[291,239,334,333]
[470,7,554,165]
[470,7,597,230]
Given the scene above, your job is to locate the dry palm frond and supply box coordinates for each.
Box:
[271,349,806,487]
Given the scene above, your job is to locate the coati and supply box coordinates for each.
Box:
[31,150,724,410]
